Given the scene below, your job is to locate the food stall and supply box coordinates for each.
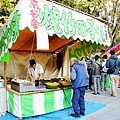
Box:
[0,0,110,119]
[7,80,72,118]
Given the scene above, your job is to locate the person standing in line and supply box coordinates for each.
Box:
[100,55,108,91]
[80,57,88,72]
[70,58,88,118]
[92,55,102,95]
[106,50,119,97]
[28,59,44,82]
[85,56,93,90]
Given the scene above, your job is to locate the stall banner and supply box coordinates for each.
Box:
[69,40,106,59]
[7,89,72,118]
[0,0,110,61]
[105,43,120,58]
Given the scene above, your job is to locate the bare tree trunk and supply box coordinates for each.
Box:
[103,3,112,45]
[111,14,120,46]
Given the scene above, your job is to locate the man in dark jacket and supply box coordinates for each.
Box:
[118,59,120,70]
[106,50,119,97]
[92,55,102,95]
[70,58,88,118]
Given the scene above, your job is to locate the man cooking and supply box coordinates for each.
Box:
[28,59,44,82]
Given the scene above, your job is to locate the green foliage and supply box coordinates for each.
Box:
[0,0,15,27]
[0,0,15,16]
[54,0,78,9]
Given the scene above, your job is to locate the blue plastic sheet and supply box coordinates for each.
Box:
[0,101,106,120]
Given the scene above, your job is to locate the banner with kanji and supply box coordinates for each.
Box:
[0,0,110,61]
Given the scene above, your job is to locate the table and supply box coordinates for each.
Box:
[7,88,72,118]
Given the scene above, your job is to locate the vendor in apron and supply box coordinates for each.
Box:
[28,59,44,82]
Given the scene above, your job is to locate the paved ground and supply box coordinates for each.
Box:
[80,88,120,120]
[0,87,120,120]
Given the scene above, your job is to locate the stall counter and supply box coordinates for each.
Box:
[7,88,72,118]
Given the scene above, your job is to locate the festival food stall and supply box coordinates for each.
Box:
[0,0,110,119]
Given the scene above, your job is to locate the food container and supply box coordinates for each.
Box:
[36,85,46,90]
[11,80,35,93]
[0,79,4,88]
[45,82,58,89]
[59,80,72,88]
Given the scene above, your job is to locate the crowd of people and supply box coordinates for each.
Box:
[79,50,120,96]
[70,49,120,118]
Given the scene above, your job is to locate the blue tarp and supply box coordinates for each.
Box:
[0,101,106,120]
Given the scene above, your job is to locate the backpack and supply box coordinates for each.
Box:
[95,62,102,71]
[92,61,102,75]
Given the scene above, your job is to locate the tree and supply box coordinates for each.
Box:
[0,0,16,28]
[101,0,120,47]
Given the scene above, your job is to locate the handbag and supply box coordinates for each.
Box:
[107,59,117,74]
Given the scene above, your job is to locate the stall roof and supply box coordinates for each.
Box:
[0,0,110,62]
[10,27,75,53]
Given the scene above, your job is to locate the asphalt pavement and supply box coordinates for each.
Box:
[80,88,120,120]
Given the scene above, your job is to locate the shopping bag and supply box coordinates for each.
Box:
[106,75,111,88]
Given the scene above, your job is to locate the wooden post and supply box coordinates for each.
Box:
[4,62,7,89]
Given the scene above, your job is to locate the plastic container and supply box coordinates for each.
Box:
[0,87,6,116]
[36,85,46,90]
[0,79,4,88]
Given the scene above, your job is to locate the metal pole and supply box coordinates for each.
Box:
[4,62,7,89]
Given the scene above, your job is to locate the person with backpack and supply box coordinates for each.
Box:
[92,55,102,95]
[106,50,119,97]
[100,55,108,91]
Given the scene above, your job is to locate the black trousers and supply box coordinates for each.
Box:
[87,68,93,89]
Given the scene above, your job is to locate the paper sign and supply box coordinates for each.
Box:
[36,27,49,50]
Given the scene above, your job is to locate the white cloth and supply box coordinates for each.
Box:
[28,63,44,80]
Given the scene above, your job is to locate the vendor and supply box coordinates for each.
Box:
[28,59,44,82]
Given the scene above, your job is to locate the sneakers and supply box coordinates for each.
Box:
[92,92,100,95]
[97,92,100,95]
[71,112,85,117]
[101,88,107,91]
[89,88,93,90]
[71,113,80,118]
[111,94,116,97]
[92,93,97,95]
[80,112,85,116]
[104,88,107,91]
[101,88,104,91]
